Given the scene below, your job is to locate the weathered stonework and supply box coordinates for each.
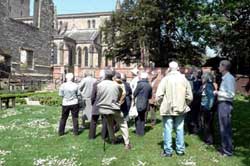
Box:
[0,0,55,80]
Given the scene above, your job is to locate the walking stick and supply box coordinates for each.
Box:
[103,138,106,152]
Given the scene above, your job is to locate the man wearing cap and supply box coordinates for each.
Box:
[214,60,235,157]
[133,72,152,136]
[156,61,193,157]
[96,69,131,149]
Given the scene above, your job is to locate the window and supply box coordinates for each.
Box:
[88,20,91,29]
[20,11,23,17]
[92,20,96,29]
[20,49,34,69]
[84,47,88,67]
[77,47,82,66]
[0,54,11,75]
[21,0,24,4]
[51,44,57,64]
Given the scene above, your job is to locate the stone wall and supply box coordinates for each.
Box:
[8,0,30,18]
[0,0,54,81]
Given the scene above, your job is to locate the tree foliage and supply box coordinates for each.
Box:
[102,0,250,71]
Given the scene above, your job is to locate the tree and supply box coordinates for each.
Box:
[101,0,206,67]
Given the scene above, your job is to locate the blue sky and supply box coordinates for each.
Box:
[30,0,117,14]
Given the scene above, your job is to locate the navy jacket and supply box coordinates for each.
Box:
[121,81,132,116]
[134,79,152,112]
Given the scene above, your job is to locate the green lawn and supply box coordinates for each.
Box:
[0,95,250,166]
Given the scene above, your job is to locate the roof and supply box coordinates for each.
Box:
[66,30,99,43]
[14,11,113,21]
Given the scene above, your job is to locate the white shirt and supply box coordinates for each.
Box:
[218,72,236,102]
[59,81,80,106]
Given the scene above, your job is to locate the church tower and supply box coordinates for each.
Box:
[115,0,122,12]
[7,0,30,18]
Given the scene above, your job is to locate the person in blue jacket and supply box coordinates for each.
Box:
[200,72,215,145]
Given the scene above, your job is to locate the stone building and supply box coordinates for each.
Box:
[15,0,132,81]
[7,0,30,18]
[0,0,55,81]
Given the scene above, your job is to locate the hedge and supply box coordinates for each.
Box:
[0,91,62,106]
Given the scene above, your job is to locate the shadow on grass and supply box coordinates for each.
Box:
[197,97,250,165]
[158,140,189,152]
[231,99,250,165]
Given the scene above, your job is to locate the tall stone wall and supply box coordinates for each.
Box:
[8,0,30,18]
[0,0,54,80]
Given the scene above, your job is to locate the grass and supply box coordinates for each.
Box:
[0,95,250,166]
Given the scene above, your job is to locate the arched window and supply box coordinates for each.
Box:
[77,47,82,66]
[52,44,58,64]
[59,43,64,65]
[88,20,91,29]
[68,46,73,66]
[92,20,96,29]
[84,47,88,67]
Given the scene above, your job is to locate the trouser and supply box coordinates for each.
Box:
[81,98,92,123]
[187,95,201,134]
[218,101,233,156]
[149,104,157,125]
[135,109,146,136]
[88,115,108,139]
[162,115,185,154]
[59,104,79,135]
[105,111,130,145]
[200,107,214,144]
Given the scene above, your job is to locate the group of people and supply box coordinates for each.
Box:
[58,60,236,157]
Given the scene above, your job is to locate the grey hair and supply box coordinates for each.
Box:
[220,60,231,71]
[201,72,213,83]
[66,73,74,81]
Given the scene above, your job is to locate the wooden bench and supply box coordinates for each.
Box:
[0,96,16,110]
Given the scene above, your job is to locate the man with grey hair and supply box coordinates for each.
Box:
[78,71,97,128]
[156,61,193,157]
[214,60,235,157]
[58,73,80,136]
[96,69,131,149]
[133,71,152,136]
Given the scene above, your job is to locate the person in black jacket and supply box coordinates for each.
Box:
[133,72,152,136]
[121,73,132,121]
[88,70,108,139]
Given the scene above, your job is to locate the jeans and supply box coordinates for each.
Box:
[162,115,185,154]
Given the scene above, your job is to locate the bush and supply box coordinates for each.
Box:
[29,92,62,106]
[0,91,62,106]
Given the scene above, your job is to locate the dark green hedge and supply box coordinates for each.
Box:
[0,91,62,106]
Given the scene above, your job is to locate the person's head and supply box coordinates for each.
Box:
[84,71,92,77]
[169,61,179,72]
[219,60,231,74]
[66,73,74,82]
[201,72,213,84]
[114,72,121,80]
[121,73,127,82]
[140,72,148,80]
[130,68,139,77]
[104,68,114,80]
[99,69,105,80]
